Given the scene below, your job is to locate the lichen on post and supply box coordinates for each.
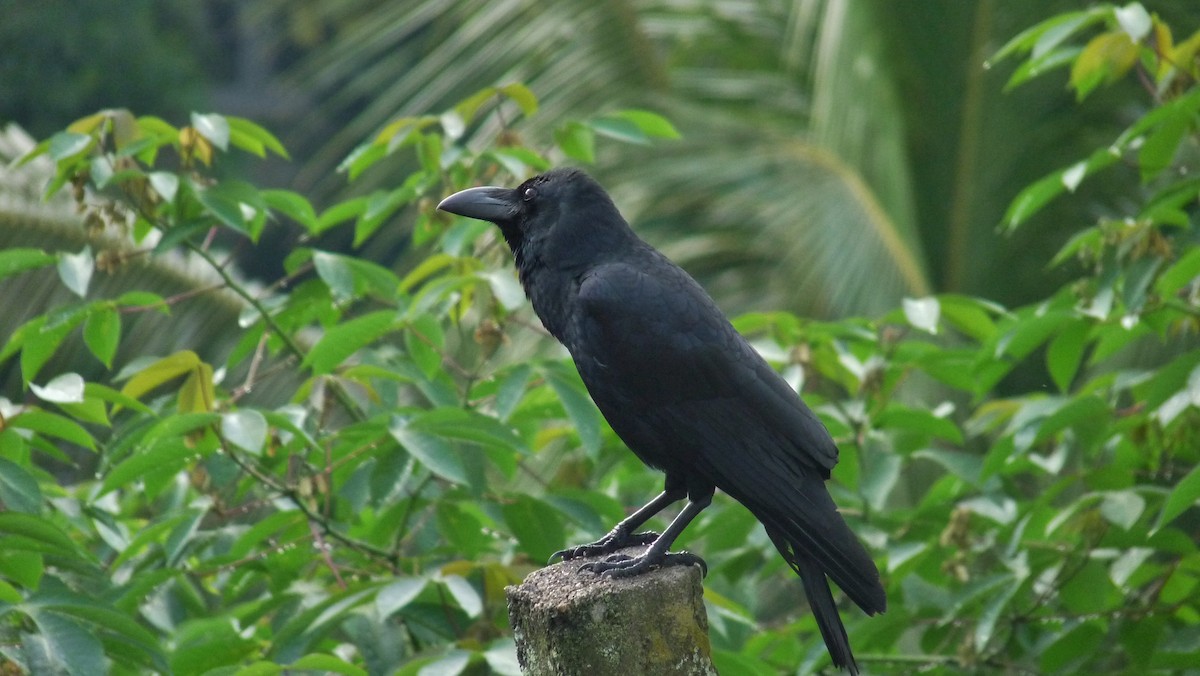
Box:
[506,547,717,676]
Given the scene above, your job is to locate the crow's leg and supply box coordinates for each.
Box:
[550,485,685,562]
[579,487,712,577]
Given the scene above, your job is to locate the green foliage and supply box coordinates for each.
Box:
[1,3,1198,672]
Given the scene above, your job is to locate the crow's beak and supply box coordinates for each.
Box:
[437,186,516,223]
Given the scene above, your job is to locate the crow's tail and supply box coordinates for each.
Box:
[747,483,885,673]
[795,548,859,674]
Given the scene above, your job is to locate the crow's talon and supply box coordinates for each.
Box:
[577,551,707,578]
[549,530,662,563]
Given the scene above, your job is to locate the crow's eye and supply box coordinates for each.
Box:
[522,187,537,202]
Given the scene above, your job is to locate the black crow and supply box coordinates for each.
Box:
[438,168,885,673]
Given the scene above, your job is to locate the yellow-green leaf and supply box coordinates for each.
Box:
[121,351,201,401]
[1070,31,1139,100]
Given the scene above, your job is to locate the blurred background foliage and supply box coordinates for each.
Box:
[6,0,1194,317]
[3,1,1200,674]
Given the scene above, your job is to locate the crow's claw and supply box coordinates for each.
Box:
[579,550,707,578]
[549,531,661,563]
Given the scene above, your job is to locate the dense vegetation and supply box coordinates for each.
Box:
[0,3,1198,674]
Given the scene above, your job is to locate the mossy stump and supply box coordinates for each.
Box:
[506,546,717,675]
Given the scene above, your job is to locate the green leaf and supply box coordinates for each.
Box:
[1138,112,1190,181]
[859,452,901,512]
[554,122,596,164]
[902,296,940,334]
[540,362,602,456]
[911,449,982,484]
[376,577,428,619]
[1040,619,1105,673]
[995,310,1071,360]
[263,189,317,229]
[975,580,1020,651]
[1050,227,1103,267]
[1003,147,1120,230]
[231,662,281,676]
[440,576,482,618]
[47,132,92,162]
[25,608,106,676]
[609,109,681,139]
[218,510,305,562]
[0,248,55,280]
[1033,394,1109,445]
[88,155,114,188]
[84,382,153,416]
[170,616,259,674]
[1114,3,1152,41]
[303,310,397,375]
[416,650,472,676]
[1046,318,1090,392]
[409,408,529,456]
[501,494,566,564]
[487,147,550,179]
[57,246,94,298]
[83,306,120,369]
[313,250,357,304]
[483,640,521,676]
[1152,463,1200,534]
[31,587,168,672]
[1157,246,1200,297]
[990,8,1107,64]
[494,365,531,422]
[589,117,647,145]
[1070,31,1139,100]
[194,179,265,237]
[405,313,444,381]
[9,410,95,451]
[220,410,268,454]
[0,458,43,513]
[1003,46,1082,91]
[356,183,419,246]
[389,415,466,485]
[0,550,44,589]
[101,434,211,496]
[30,373,85,404]
[56,396,109,427]
[163,509,204,567]
[315,196,368,233]
[120,350,201,401]
[1100,490,1145,530]
[147,171,179,202]
[289,654,367,676]
[938,294,1003,341]
[341,142,387,180]
[226,116,289,158]
[499,82,539,116]
[0,513,83,559]
[876,406,963,444]
[190,112,230,151]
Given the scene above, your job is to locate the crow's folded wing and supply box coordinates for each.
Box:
[571,257,839,477]
[572,258,884,613]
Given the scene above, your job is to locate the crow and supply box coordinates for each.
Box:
[438,168,885,673]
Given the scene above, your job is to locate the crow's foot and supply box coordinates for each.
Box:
[550,531,660,563]
[579,550,707,578]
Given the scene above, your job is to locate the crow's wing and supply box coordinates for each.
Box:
[570,255,838,476]
[570,257,884,614]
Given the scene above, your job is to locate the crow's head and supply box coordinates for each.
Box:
[437,168,632,272]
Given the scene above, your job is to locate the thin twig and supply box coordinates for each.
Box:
[309,519,348,590]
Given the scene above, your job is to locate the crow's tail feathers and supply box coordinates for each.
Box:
[795,552,859,675]
[754,488,885,674]
[752,486,887,616]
